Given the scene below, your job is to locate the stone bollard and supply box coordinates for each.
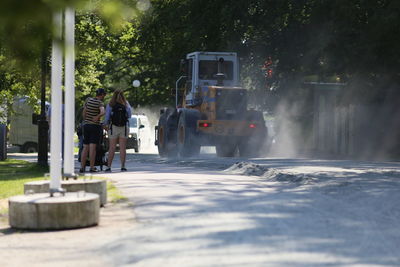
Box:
[9,192,99,230]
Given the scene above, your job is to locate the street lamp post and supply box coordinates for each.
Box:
[132,80,140,108]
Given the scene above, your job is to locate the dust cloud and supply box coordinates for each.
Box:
[131,90,400,160]
[255,81,400,160]
[264,96,314,158]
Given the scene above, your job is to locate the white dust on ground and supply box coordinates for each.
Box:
[93,159,400,266]
[225,161,400,186]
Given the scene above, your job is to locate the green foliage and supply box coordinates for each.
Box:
[1,0,399,114]
[134,0,400,108]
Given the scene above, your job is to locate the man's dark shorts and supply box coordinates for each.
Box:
[83,124,102,145]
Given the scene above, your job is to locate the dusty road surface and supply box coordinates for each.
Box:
[1,151,400,266]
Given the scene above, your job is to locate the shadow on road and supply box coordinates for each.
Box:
[104,156,400,266]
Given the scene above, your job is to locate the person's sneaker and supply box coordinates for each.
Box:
[89,168,98,173]
[79,168,85,174]
[105,167,111,172]
[121,167,127,172]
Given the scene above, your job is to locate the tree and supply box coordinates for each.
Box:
[0,0,138,115]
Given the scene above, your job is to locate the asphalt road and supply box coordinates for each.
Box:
[1,151,400,266]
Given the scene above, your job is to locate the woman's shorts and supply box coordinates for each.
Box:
[83,124,102,145]
[108,125,128,139]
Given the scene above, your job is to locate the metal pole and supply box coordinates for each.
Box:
[37,48,49,167]
[49,11,63,194]
[64,7,75,178]
[0,124,6,161]
[132,80,141,108]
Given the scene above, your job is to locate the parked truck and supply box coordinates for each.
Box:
[8,97,49,153]
[155,51,267,157]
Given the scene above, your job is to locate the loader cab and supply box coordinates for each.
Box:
[183,52,240,106]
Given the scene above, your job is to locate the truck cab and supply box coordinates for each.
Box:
[182,52,240,107]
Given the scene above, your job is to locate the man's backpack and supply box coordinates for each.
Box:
[111,103,128,126]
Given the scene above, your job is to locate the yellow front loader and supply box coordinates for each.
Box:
[155,52,267,157]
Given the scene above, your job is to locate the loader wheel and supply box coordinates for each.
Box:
[157,113,177,157]
[238,111,268,157]
[216,141,237,157]
[177,110,200,157]
[157,115,168,157]
[238,136,263,157]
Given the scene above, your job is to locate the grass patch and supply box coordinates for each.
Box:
[0,159,49,199]
[90,176,128,203]
[107,181,128,203]
[0,159,49,224]
[0,160,128,221]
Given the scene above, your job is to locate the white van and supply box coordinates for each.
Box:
[8,97,50,153]
[127,114,152,152]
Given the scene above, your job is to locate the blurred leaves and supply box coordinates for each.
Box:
[0,0,139,113]
[0,0,136,67]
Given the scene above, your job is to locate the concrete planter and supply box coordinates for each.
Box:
[24,179,107,207]
[9,193,99,230]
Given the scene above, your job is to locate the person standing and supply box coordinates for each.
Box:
[76,106,84,161]
[103,89,132,172]
[79,88,106,173]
